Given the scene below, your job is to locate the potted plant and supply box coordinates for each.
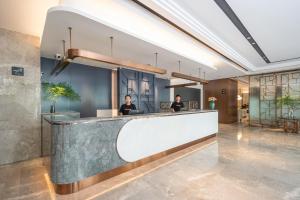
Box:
[42,82,80,113]
[277,95,300,119]
[208,97,217,110]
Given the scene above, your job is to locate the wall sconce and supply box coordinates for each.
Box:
[237,95,242,100]
[144,81,150,95]
[128,79,134,92]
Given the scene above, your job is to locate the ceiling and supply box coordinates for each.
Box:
[0,0,59,37]
[2,0,299,80]
[140,0,300,72]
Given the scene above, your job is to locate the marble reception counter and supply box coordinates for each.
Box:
[44,110,218,194]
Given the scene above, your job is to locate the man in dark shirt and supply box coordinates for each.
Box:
[119,95,137,115]
[170,94,184,112]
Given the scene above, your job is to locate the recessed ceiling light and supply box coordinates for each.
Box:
[252,42,256,45]
[247,37,251,40]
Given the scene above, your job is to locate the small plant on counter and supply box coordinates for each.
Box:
[42,82,80,113]
[208,97,217,110]
[208,97,217,102]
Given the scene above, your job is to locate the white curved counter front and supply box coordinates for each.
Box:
[117,111,218,162]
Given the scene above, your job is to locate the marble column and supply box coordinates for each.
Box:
[0,28,41,165]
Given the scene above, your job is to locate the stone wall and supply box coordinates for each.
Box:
[0,28,41,165]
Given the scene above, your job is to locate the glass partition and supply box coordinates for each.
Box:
[249,70,300,126]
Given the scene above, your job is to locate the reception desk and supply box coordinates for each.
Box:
[44,110,218,194]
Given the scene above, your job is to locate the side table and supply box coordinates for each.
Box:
[283,118,299,133]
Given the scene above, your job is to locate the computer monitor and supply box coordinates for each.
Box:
[128,110,144,115]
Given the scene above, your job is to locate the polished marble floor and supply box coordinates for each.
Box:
[0,124,300,200]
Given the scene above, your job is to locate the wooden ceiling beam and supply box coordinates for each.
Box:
[165,82,198,88]
[68,49,167,75]
[171,72,208,84]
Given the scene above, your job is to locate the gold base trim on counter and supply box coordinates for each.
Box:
[53,133,216,195]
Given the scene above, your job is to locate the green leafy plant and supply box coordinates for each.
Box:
[277,95,300,119]
[42,82,80,106]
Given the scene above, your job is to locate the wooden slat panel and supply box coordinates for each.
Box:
[68,49,167,74]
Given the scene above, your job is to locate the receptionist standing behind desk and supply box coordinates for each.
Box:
[171,94,184,112]
[119,95,137,115]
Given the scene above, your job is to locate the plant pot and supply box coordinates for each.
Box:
[50,105,55,113]
[288,108,294,119]
[209,101,215,110]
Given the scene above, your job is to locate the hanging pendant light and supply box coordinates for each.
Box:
[51,27,167,76]
[171,61,208,84]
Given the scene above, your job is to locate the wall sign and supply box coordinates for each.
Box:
[11,66,24,76]
[221,89,226,95]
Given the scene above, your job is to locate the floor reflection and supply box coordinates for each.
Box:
[0,124,299,200]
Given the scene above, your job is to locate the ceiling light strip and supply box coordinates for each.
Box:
[214,0,270,63]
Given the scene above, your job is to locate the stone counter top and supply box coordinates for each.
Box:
[43,110,217,125]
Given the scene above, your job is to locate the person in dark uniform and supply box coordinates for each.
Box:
[119,95,137,115]
[170,94,184,112]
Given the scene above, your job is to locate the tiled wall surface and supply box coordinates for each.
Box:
[0,28,41,165]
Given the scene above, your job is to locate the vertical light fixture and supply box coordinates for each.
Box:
[155,52,158,66]
[110,36,114,57]
[128,80,134,92]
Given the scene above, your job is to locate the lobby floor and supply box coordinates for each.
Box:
[1,124,300,200]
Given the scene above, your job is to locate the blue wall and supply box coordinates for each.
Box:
[41,57,112,117]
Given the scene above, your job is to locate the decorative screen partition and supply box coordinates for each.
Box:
[249,70,300,126]
[118,68,155,113]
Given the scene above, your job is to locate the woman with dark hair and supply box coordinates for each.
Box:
[119,95,137,115]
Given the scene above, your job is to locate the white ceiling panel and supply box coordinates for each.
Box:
[227,0,300,63]
[140,0,300,72]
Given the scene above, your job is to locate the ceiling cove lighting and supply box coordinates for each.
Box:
[134,0,250,72]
